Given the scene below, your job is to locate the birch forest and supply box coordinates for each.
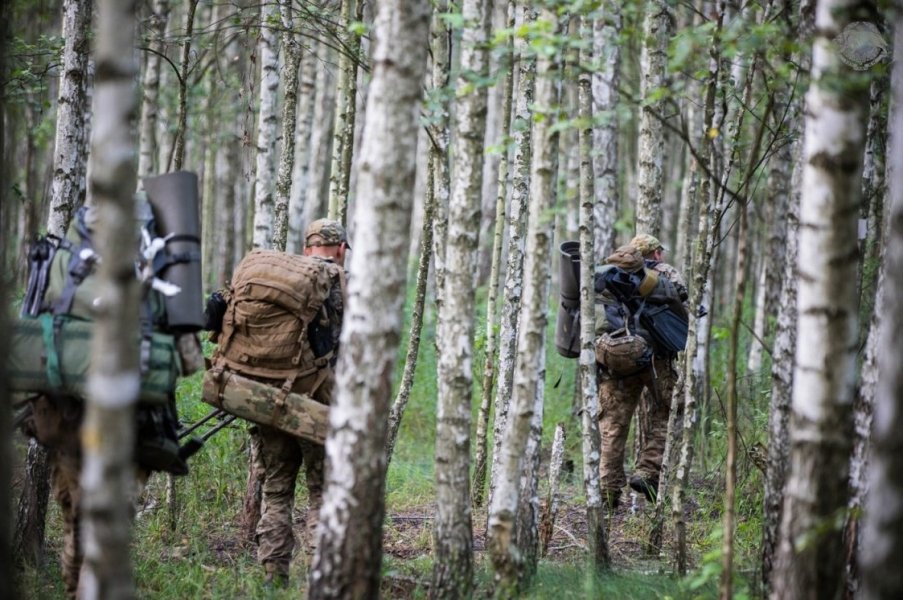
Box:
[2,0,903,598]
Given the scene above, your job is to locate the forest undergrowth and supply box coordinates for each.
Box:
[13,287,769,599]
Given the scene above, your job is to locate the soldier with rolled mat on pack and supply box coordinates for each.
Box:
[593,240,689,509]
[203,218,348,587]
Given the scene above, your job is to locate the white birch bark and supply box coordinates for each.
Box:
[327,0,362,225]
[846,76,891,597]
[308,0,429,594]
[761,2,811,591]
[287,45,317,254]
[431,0,490,593]
[672,0,725,574]
[81,1,140,597]
[170,0,198,172]
[137,0,168,180]
[578,30,609,566]
[770,0,869,594]
[251,2,280,249]
[301,48,336,233]
[47,0,93,238]
[635,0,670,238]
[860,23,903,598]
[473,0,515,509]
[428,1,452,314]
[272,0,301,252]
[386,141,434,464]
[488,5,534,510]
[594,0,637,442]
[487,8,558,592]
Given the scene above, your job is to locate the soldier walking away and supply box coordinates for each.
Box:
[12,196,200,597]
[250,219,348,586]
[594,241,688,509]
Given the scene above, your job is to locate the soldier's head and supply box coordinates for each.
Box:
[304,218,350,267]
[630,233,665,261]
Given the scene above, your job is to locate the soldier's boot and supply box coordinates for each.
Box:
[263,562,289,588]
[629,474,659,503]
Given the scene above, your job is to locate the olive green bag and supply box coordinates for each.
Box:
[8,313,181,404]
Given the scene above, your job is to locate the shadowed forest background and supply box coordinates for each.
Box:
[1,0,903,598]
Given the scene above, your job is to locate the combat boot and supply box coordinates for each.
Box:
[263,563,289,589]
[629,474,659,503]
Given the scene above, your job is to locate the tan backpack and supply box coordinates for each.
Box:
[211,250,343,396]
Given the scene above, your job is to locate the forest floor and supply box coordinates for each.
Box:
[12,433,734,599]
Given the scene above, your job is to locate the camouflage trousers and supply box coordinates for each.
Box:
[255,425,325,576]
[28,396,148,597]
[598,358,677,499]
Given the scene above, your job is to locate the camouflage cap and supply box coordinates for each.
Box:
[605,244,644,273]
[630,233,665,256]
[305,218,351,249]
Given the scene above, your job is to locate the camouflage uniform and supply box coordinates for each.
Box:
[596,238,686,505]
[255,219,347,580]
[24,395,149,597]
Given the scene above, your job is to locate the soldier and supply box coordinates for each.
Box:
[21,396,160,597]
[595,241,686,508]
[254,218,348,586]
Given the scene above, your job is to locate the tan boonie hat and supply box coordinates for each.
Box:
[630,233,665,256]
[605,245,644,273]
[305,218,351,249]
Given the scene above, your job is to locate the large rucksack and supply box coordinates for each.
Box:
[593,265,689,375]
[204,250,344,434]
[9,173,204,475]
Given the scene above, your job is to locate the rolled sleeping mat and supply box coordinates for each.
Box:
[143,171,205,332]
[201,370,330,444]
[555,241,581,358]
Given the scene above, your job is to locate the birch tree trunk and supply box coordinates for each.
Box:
[80,0,140,596]
[672,0,725,574]
[272,0,301,252]
[170,0,199,172]
[308,0,429,595]
[846,73,891,597]
[327,0,362,225]
[578,25,610,568]
[301,44,337,232]
[487,9,558,593]
[849,186,888,598]
[635,0,670,238]
[47,0,93,237]
[287,45,317,253]
[431,0,490,594]
[857,74,889,351]
[761,1,810,590]
[473,0,514,509]
[591,1,621,259]
[860,23,903,598]
[386,140,435,464]
[488,5,534,511]
[770,0,869,594]
[251,2,280,249]
[428,1,452,315]
[137,0,168,179]
[18,0,94,566]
